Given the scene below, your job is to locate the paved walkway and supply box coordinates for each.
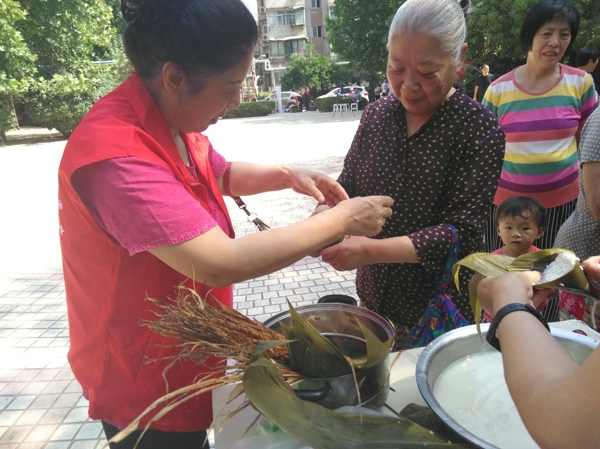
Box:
[0,111,363,448]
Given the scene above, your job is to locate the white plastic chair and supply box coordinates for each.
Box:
[350,103,358,113]
[332,103,343,118]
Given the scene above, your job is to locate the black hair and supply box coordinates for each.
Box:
[121,0,258,89]
[575,46,600,67]
[494,196,547,229]
[519,0,580,53]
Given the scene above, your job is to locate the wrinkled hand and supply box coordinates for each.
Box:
[321,236,372,271]
[285,167,349,207]
[332,195,394,237]
[582,256,600,282]
[477,272,552,318]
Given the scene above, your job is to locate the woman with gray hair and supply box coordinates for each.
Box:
[314,0,505,348]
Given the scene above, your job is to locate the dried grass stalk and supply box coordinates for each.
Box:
[145,284,290,365]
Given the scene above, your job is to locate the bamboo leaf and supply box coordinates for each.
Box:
[286,300,351,378]
[252,340,296,358]
[243,355,463,448]
[452,253,514,293]
[509,249,599,300]
[469,272,486,342]
[353,319,391,370]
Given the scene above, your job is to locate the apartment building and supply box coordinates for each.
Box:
[255,0,332,90]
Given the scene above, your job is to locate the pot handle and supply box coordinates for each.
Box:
[294,382,333,402]
[317,295,357,306]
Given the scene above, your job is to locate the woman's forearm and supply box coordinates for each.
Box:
[369,236,419,264]
[225,161,290,196]
[150,208,347,287]
[481,276,600,448]
[496,311,600,449]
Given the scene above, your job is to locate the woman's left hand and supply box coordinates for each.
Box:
[285,167,349,207]
[320,236,372,271]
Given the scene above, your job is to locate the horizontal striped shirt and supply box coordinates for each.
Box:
[483,64,597,208]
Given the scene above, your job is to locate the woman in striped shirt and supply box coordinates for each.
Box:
[482,0,597,321]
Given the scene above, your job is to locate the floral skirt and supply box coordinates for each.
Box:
[558,281,600,331]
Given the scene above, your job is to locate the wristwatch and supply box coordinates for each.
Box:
[486,303,550,352]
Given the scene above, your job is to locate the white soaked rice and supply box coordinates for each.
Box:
[536,252,578,284]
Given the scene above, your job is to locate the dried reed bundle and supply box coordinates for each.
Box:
[145,284,290,365]
[108,285,299,447]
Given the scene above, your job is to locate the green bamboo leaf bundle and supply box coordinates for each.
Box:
[283,300,352,378]
[453,249,599,335]
[243,354,463,449]
[508,249,599,299]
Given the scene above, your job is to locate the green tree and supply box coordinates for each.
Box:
[0,0,36,139]
[327,0,600,81]
[326,0,397,73]
[17,0,114,78]
[280,46,333,95]
[14,0,128,136]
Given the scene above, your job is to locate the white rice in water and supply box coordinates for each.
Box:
[536,252,577,284]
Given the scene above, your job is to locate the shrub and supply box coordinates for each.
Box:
[28,66,121,137]
[223,101,273,119]
[257,91,272,101]
[314,97,368,112]
[258,100,276,111]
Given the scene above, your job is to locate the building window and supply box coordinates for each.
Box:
[260,0,264,6]
[312,26,322,38]
[262,23,268,34]
[270,39,307,57]
[267,9,305,26]
[328,8,335,20]
[311,0,321,8]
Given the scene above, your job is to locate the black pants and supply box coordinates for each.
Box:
[102,421,210,449]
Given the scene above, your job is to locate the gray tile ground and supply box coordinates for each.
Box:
[0,110,362,448]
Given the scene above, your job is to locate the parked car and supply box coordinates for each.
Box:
[317,85,369,101]
[267,91,302,112]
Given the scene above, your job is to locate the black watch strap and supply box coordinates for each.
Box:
[486,303,550,352]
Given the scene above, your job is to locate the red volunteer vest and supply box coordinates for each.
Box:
[58,73,235,432]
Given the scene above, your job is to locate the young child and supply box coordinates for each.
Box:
[493,196,546,258]
[484,196,547,322]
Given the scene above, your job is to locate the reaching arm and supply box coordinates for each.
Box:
[149,195,393,287]
[478,271,600,449]
[216,161,348,207]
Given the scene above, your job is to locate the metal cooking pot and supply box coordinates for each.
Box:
[263,303,395,410]
[416,324,599,449]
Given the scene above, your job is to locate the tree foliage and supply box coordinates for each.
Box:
[0,0,129,137]
[18,0,114,77]
[326,0,397,73]
[280,46,333,95]
[327,0,600,78]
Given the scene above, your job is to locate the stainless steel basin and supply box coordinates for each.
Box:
[416,323,599,449]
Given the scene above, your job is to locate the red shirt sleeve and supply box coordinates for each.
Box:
[72,157,218,255]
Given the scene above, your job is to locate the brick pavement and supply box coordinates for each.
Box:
[0,110,362,448]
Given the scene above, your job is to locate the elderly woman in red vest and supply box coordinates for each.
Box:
[58,1,393,447]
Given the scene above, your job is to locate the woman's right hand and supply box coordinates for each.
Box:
[330,195,394,237]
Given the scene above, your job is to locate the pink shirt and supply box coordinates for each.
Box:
[492,245,540,255]
[72,144,228,255]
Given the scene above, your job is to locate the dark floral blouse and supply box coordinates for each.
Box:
[338,91,505,332]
